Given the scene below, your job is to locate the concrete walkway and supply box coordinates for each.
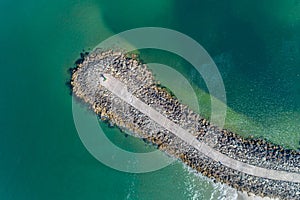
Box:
[100,74,300,183]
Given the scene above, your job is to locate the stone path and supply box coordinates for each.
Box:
[100,74,300,183]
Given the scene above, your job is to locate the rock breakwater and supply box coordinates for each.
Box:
[70,49,300,199]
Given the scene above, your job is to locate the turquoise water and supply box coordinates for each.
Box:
[1,0,299,199]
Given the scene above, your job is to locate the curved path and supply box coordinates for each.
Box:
[100,74,300,183]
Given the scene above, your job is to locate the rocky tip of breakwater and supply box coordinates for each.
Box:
[69,48,300,200]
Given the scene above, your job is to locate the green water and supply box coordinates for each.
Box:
[1,0,299,199]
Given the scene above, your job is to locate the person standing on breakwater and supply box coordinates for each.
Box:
[100,74,107,81]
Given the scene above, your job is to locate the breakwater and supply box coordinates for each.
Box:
[70,49,300,199]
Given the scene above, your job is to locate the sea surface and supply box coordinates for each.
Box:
[0,0,299,199]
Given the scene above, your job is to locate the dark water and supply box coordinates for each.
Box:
[1,0,299,199]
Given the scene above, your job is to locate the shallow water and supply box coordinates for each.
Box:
[0,0,299,199]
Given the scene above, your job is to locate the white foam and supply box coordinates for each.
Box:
[181,164,279,200]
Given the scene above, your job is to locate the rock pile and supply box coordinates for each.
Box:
[70,49,300,199]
